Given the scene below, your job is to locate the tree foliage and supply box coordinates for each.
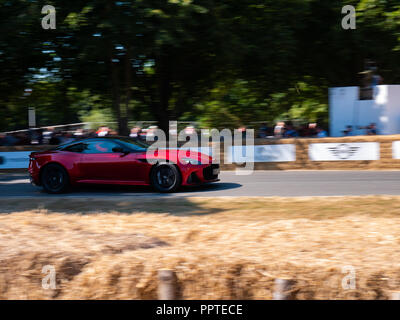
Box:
[0,0,400,132]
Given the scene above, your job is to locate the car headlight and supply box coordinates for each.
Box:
[180,158,201,165]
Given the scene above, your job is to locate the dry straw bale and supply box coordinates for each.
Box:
[1,196,400,299]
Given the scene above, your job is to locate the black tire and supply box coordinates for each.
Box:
[150,163,181,193]
[40,163,69,194]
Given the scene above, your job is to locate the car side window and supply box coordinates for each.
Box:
[63,143,88,153]
[81,140,121,154]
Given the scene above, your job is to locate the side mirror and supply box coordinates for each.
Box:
[112,147,130,156]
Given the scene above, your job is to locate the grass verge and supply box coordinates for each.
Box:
[1,196,400,299]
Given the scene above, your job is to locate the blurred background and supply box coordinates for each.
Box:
[0,0,399,144]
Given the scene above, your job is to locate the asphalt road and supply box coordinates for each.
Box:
[1,171,400,198]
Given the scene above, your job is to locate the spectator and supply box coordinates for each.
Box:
[316,127,328,138]
[343,125,353,136]
[42,127,55,144]
[371,74,383,87]
[130,127,141,138]
[146,125,159,140]
[0,133,5,146]
[61,132,76,144]
[238,126,247,139]
[359,123,378,135]
[49,133,61,145]
[274,121,285,138]
[73,128,84,139]
[283,123,299,138]
[258,123,269,138]
[308,123,317,137]
[367,123,378,135]
[298,124,309,137]
[184,126,197,136]
[15,132,29,145]
[96,126,110,137]
[87,129,97,138]
[37,128,44,145]
[2,133,18,146]
[28,129,37,144]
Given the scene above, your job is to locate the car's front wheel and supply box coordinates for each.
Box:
[150,163,181,193]
[41,163,69,194]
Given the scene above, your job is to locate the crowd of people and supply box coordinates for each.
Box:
[256,121,379,139]
[258,122,328,139]
[342,123,378,136]
[0,121,382,146]
[0,125,169,146]
[0,127,113,146]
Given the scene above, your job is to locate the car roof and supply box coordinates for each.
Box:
[55,136,122,148]
[56,136,149,150]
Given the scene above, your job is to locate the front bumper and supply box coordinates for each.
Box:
[203,164,220,180]
[184,164,220,185]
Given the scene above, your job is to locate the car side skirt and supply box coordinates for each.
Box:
[76,180,150,186]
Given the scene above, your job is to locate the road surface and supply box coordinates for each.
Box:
[1,171,400,198]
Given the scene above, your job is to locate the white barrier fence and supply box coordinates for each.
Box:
[0,152,31,169]
[3,142,400,169]
[228,145,296,163]
[393,142,400,160]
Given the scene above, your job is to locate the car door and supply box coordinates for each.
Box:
[78,140,127,181]
[115,150,150,183]
[78,139,149,183]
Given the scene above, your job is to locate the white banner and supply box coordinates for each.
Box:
[309,143,380,161]
[228,145,296,163]
[0,151,32,169]
[393,141,400,159]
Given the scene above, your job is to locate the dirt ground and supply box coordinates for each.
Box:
[1,196,400,299]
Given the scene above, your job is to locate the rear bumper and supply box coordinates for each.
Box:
[29,175,37,186]
[28,160,41,186]
[29,172,40,186]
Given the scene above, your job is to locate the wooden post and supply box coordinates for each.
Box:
[391,292,400,300]
[273,278,295,300]
[158,269,176,300]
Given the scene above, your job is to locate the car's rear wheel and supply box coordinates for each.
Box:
[41,163,69,194]
[150,163,181,193]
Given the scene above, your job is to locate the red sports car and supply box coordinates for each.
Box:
[28,137,220,193]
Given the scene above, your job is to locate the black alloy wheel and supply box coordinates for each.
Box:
[41,163,69,194]
[150,163,181,193]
